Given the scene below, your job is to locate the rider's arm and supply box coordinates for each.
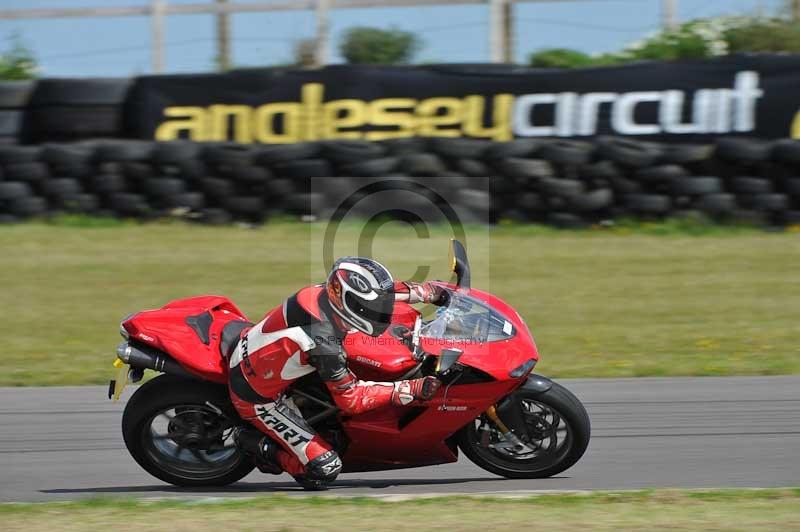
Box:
[304,323,440,414]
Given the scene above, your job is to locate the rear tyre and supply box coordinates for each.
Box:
[458,380,590,479]
[122,374,254,487]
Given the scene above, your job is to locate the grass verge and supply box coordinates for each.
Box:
[2,489,799,531]
[1,218,799,385]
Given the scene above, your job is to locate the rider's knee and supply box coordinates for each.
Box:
[305,450,342,484]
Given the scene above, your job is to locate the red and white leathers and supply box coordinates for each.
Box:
[226,281,441,484]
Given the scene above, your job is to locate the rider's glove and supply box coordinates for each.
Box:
[392,376,442,406]
[405,282,448,306]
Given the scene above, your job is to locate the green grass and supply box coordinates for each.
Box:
[1,217,799,386]
[2,489,799,531]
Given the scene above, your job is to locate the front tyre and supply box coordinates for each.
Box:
[122,374,254,487]
[458,380,590,479]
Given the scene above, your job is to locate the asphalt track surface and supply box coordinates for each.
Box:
[1,376,798,502]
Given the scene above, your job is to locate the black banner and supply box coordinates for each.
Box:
[125,54,800,143]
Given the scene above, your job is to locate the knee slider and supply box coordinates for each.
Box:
[305,450,342,483]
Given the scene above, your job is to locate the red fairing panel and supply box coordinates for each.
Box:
[345,302,420,381]
[340,378,520,472]
[414,285,539,382]
[122,296,249,384]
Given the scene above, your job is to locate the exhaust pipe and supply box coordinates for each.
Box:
[117,341,196,380]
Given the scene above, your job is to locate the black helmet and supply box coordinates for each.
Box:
[326,257,395,337]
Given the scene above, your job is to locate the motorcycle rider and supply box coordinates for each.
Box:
[225,257,445,489]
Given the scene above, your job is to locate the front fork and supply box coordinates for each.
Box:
[482,373,553,450]
[484,402,535,454]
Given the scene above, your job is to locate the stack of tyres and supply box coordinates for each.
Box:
[0,136,799,227]
[24,78,131,143]
[0,145,47,221]
[0,81,34,146]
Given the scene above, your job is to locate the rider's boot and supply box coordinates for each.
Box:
[232,427,282,474]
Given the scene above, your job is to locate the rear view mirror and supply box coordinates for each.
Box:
[436,348,463,375]
[449,239,471,289]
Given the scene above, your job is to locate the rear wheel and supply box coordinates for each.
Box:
[122,374,254,487]
[458,381,590,479]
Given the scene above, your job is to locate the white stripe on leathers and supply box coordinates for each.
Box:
[229,319,317,369]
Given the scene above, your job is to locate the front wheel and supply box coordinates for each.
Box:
[458,380,590,479]
[122,374,255,487]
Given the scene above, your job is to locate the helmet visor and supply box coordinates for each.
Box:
[344,290,394,336]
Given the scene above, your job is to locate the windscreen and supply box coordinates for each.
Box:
[419,291,514,343]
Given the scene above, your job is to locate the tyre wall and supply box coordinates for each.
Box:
[0,81,35,146]
[0,79,132,145]
[1,137,799,227]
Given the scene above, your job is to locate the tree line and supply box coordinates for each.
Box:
[4,15,800,79]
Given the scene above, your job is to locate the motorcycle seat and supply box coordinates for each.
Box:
[219,319,253,359]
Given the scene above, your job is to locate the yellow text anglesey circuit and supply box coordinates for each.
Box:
[154,72,764,143]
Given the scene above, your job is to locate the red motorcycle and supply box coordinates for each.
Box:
[109,241,590,487]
